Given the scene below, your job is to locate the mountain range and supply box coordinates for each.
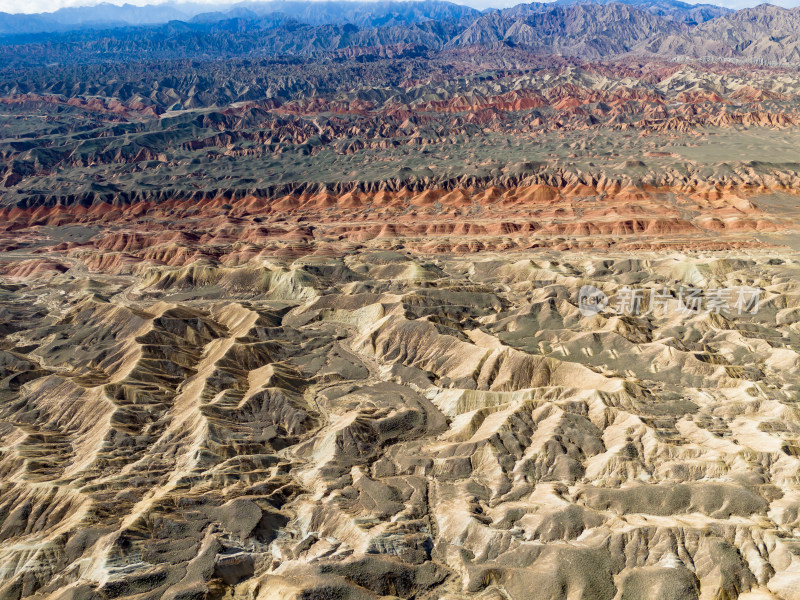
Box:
[3,0,800,66]
[0,0,481,34]
[6,0,800,598]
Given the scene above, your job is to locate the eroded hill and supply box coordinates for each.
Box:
[3,2,800,599]
[2,242,800,600]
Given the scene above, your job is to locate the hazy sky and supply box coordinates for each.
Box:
[0,0,793,16]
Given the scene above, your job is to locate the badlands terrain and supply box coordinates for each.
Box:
[3,1,800,599]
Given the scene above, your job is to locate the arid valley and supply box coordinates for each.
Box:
[3,1,800,599]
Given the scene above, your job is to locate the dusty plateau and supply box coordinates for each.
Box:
[4,1,800,598]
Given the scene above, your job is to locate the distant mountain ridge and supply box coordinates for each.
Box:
[0,0,732,35]
[3,0,800,66]
[647,3,800,63]
[446,3,687,57]
[553,0,731,24]
[0,0,479,34]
